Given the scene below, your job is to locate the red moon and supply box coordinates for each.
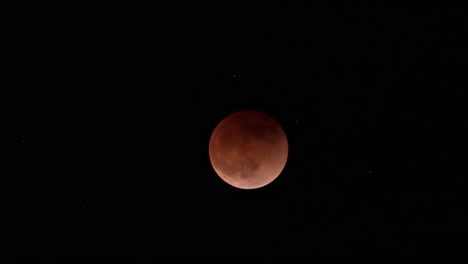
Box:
[209,110,288,189]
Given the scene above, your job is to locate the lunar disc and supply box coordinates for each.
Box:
[208,110,288,189]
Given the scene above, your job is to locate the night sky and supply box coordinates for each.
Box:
[13,2,467,262]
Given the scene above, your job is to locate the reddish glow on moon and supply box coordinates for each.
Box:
[209,110,288,189]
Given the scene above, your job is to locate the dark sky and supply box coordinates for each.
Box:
[13,2,467,262]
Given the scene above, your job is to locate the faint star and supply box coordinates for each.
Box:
[369,171,372,174]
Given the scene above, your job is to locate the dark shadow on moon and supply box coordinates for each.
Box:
[238,113,283,146]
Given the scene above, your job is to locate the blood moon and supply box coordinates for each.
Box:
[209,110,288,189]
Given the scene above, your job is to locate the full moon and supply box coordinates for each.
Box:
[209,110,288,189]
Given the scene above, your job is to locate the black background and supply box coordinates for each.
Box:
[12,2,467,261]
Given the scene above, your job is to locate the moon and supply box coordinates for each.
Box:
[209,110,288,189]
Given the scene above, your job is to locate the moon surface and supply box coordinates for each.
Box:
[209,110,288,189]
